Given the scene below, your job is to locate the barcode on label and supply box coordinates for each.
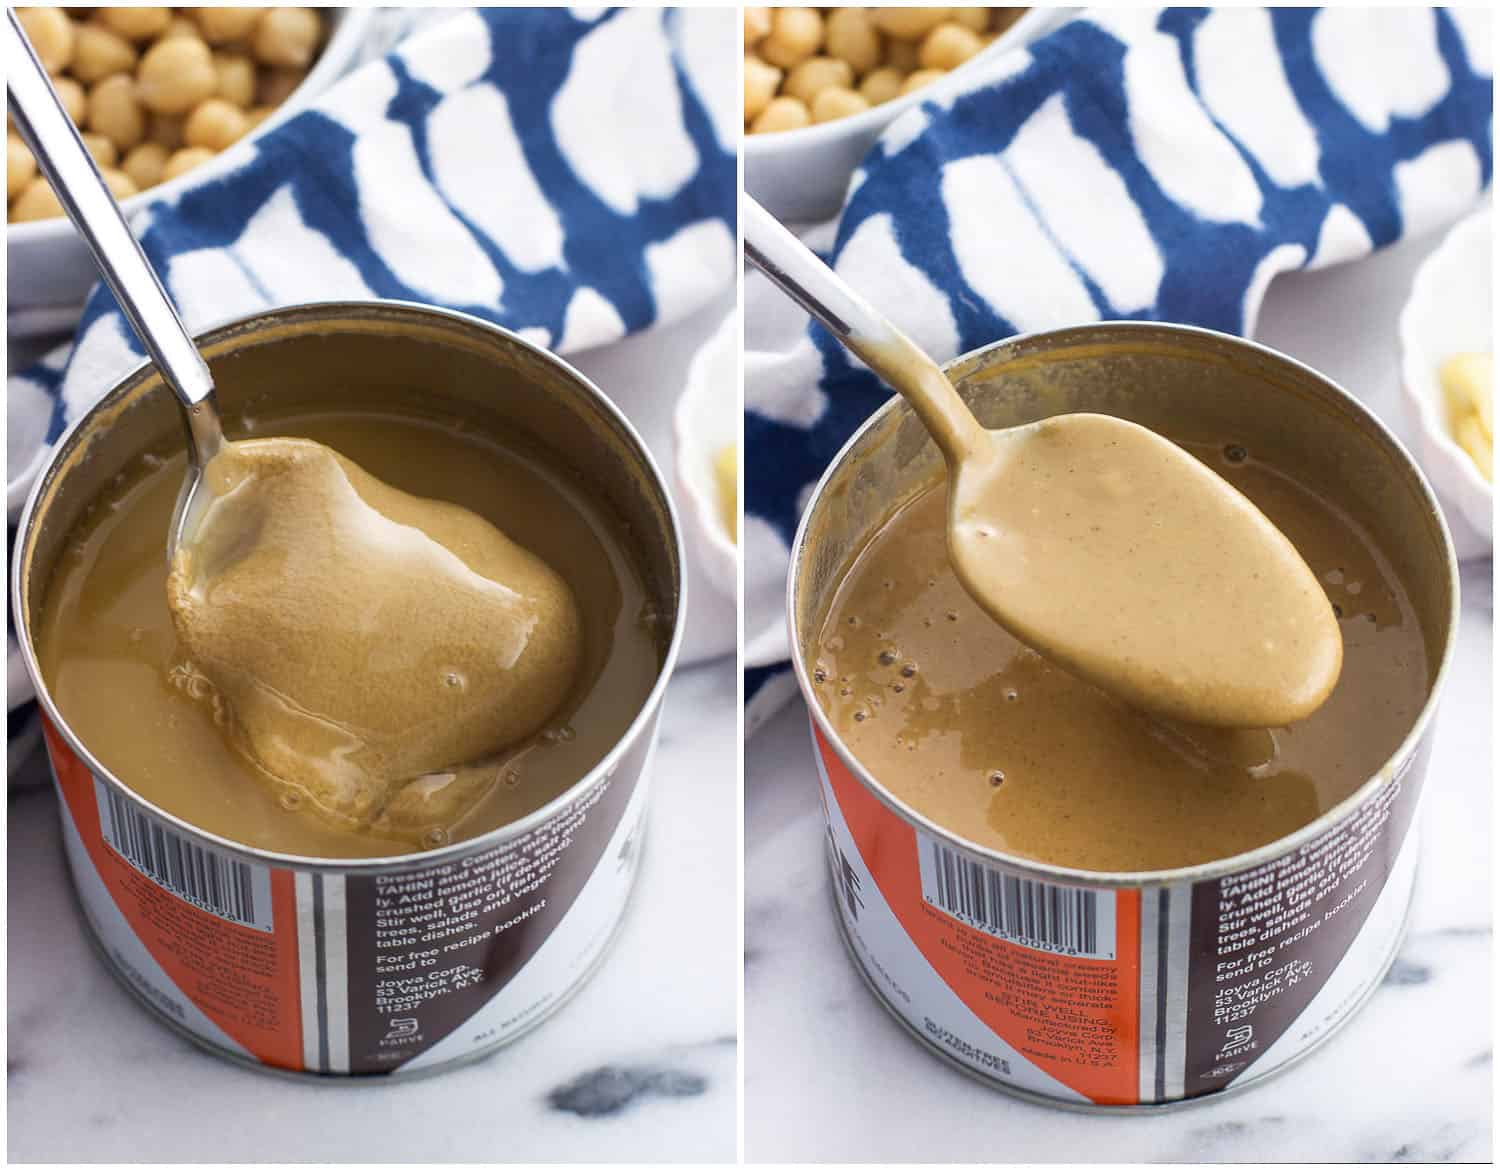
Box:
[94,779,273,932]
[918,834,1115,959]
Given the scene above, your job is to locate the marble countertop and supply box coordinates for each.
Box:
[746,227,1493,1163]
[8,297,739,1164]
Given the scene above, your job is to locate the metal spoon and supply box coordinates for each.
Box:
[6,7,224,558]
[743,195,1342,728]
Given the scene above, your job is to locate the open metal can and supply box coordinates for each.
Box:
[11,301,684,1078]
[788,323,1458,1110]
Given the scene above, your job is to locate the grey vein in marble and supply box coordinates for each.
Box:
[548,1065,707,1118]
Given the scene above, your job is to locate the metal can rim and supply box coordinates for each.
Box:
[11,298,688,875]
[787,319,1460,890]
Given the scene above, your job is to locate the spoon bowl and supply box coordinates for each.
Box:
[743,194,1342,728]
[947,415,1342,727]
[167,401,227,558]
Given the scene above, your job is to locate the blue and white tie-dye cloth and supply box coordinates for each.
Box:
[744,6,1492,732]
[7,6,736,772]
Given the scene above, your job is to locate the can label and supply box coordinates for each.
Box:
[44,715,650,1075]
[812,721,1423,1106]
[1178,750,1422,1099]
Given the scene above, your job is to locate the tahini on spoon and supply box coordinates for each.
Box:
[5,6,225,559]
[743,195,1342,729]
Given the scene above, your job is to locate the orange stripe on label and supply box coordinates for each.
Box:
[44,717,305,1072]
[817,729,1141,1105]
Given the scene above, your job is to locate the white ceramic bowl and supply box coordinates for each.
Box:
[745,7,1077,223]
[1398,202,1492,551]
[673,308,739,602]
[7,7,373,330]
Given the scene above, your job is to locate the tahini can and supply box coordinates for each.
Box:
[788,323,1458,1110]
[12,302,685,1078]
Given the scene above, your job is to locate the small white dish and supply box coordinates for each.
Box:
[1398,202,1492,552]
[745,7,1077,224]
[6,7,374,332]
[674,308,739,603]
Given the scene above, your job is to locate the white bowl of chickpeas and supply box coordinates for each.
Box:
[745,6,1074,223]
[7,6,372,329]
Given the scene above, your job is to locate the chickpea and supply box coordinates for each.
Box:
[190,7,263,45]
[744,56,783,123]
[53,76,88,125]
[8,133,36,199]
[148,112,184,149]
[812,86,870,123]
[183,98,248,151]
[99,167,139,200]
[759,8,822,70]
[137,37,217,114]
[824,8,882,76]
[86,74,146,152]
[872,8,954,40]
[750,95,811,134]
[213,51,256,108]
[11,176,64,221]
[95,7,173,42]
[741,7,997,130]
[121,140,169,189]
[10,3,328,211]
[782,56,853,105]
[255,67,306,107]
[920,23,984,71]
[252,8,321,69]
[162,145,216,182]
[859,66,905,106]
[79,131,118,166]
[884,37,920,72]
[744,6,772,43]
[70,23,137,85]
[160,16,201,41]
[17,8,75,74]
[900,68,948,96]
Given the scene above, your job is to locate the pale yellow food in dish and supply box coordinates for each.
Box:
[1439,351,1493,482]
[715,442,738,542]
[8,6,326,223]
[744,7,1025,134]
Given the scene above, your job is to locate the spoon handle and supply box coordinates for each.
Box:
[742,193,984,462]
[5,8,222,466]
